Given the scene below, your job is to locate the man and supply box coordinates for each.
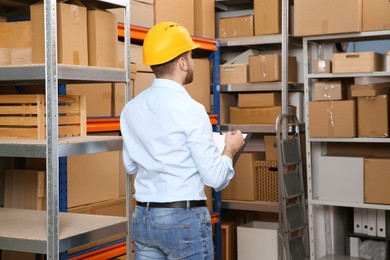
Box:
[120,21,245,260]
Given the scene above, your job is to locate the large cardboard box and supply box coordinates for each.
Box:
[333,52,384,74]
[362,0,390,32]
[31,2,88,65]
[4,169,45,210]
[219,93,236,125]
[294,0,362,37]
[254,0,281,36]
[87,9,118,68]
[220,64,247,85]
[0,21,31,48]
[186,59,211,112]
[264,135,278,161]
[218,15,254,38]
[313,81,343,101]
[249,54,297,83]
[238,93,281,108]
[155,0,194,35]
[309,100,356,137]
[194,0,215,39]
[67,83,112,117]
[134,72,155,96]
[230,106,295,124]
[317,156,364,203]
[364,157,390,205]
[221,152,263,201]
[238,222,279,260]
[221,220,236,260]
[67,151,120,208]
[109,1,154,29]
[357,95,389,137]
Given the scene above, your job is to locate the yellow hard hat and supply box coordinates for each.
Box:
[143,21,200,65]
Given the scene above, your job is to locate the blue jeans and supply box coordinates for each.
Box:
[132,205,214,260]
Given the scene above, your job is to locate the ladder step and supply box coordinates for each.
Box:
[289,236,307,260]
[283,169,303,199]
[281,138,301,165]
[286,203,305,232]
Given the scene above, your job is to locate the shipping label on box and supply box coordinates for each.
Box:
[333,52,384,74]
[309,100,356,137]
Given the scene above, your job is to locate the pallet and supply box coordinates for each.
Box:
[0,94,86,138]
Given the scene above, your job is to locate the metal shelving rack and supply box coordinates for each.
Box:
[303,30,390,260]
[0,0,130,259]
[216,0,304,215]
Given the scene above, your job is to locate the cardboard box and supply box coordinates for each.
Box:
[313,81,343,101]
[313,59,332,74]
[220,64,247,85]
[186,59,211,112]
[87,9,118,68]
[333,52,384,74]
[362,0,390,32]
[0,21,32,48]
[309,100,356,137]
[68,196,126,216]
[4,169,45,210]
[238,93,281,108]
[317,156,364,203]
[31,2,88,65]
[218,15,254,38]
[10,47,32,65]
[357,95,389,137]
[294,0,362,37]
[249,54,297,83]
[387,51,390,72]
[0,48,10,65]
[109,1,154,29]
[254,0,281,36]
[130,44,152,72]
[155,0,194,35]
[67,83,112,117]
[221,152,263,201]
[219,93,236,125]
[230,106,296,124]
[67,151,120,208]
[222,220,236,260]
[194,0,215,39]
[264,136,278,161]
[134,72,155,96]
[351,83,390,97]
[256,161,278,202]
[364,157,390,205]
[237,222,279,260]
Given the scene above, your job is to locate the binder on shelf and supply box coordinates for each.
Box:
[362,208,369,235]
[349,237,361,257]
[377,209,386,238]
[367,209,377,237]
[353,208,362,234]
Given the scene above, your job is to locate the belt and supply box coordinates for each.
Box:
[136,200,207,208]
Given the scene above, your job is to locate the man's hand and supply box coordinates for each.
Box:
[222,130,245,159]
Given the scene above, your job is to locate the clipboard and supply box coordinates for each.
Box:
[213,132,252,166]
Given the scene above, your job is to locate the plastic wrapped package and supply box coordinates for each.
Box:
[359,240,386,260]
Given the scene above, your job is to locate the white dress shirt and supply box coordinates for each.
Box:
[120,78,234,202]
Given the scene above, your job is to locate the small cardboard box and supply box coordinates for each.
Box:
[362,0,390,32]
[309,100,356,137]
[313,81,343,101]
[0,21,32,48]
[220,64,247,85]
[254,0,281,36]
[364,157,390,205]
[218,15,254,38]
[264,136,278,161]
[221,152,263,201]
[249,54,297,83]
[333,52,384,74]
[294,0,362,37]
[31,1,88,65]
[351,82,390,97]
[155,0,194,35]
[318,156,364,203]
[357,94,389,137]
[230,106,296,124]
[238,92,281,108]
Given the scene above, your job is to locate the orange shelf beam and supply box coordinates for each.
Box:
[118,23,218,51]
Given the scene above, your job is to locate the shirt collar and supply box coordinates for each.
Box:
[151,78,189,95]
